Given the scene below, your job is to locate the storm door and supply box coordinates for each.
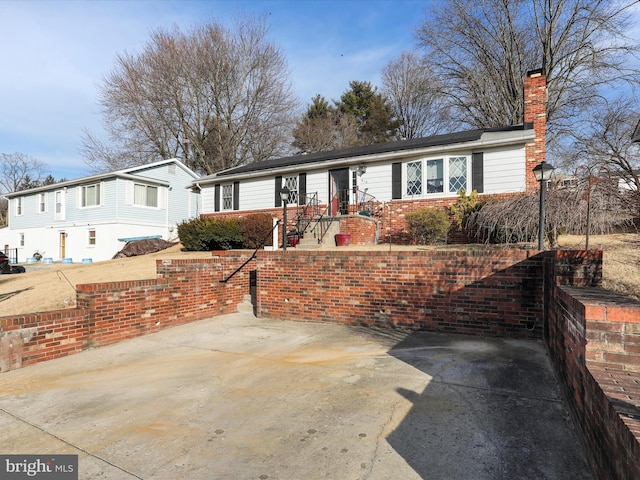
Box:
[328,168,350,215]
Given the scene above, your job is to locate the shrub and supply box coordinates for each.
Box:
[405,208,451,244]
[242,213,274,248]
[450,189,484,228]
[178,217,243,251]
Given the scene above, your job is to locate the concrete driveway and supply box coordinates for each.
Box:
[0,313,591,479]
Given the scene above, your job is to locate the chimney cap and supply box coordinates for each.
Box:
[527,68,544,78]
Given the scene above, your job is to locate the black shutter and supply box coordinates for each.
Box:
[275,176,282,207]
[391,162,402,199]
[233,181,240,210]
[214,183,220,212]
[298,173,306,205]
[472,152,484,193]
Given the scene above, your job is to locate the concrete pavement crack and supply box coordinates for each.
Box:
[0,407,144,479]
[362,399,401,480]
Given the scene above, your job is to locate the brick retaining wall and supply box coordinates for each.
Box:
[0,255,250,371]
[1,248,638,479]
[256,249,545,337]
[545,252,640,480]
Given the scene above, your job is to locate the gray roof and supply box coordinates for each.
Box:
[211,123,532,179]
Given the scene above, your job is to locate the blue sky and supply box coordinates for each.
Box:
[0,0,430,181]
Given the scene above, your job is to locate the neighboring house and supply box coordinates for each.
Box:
[1,159,200,262]
[194,71,547,246]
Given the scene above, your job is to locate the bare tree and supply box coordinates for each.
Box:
[83,16,298,175]
[569,98,640,194]
[0,152,49,226]
[0,152,48,193]
[416,0,640,146]
[381,51,458,139]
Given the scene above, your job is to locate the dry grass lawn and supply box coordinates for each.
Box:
[0,234,638,316]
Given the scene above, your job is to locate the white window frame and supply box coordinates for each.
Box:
[15,197,23,216]
[37,193,47,213]
[55,190,65,221]
[222,184,233,210]
[406,161,423,196]
[80,183,101,208]
[283,175,298,205]
[88,229,96,247]
[133,183,159,208]
[19,233,25,247]
[404,155,470,197]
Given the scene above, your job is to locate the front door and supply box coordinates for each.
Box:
[60,232,66,259]
[329,168,350,215]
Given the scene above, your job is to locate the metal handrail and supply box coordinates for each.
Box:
[295,192,320,236]
[219,220,280,283]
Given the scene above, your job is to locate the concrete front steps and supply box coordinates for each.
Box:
[295,218,341,249]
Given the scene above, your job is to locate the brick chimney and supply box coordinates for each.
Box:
[524,69,547,191]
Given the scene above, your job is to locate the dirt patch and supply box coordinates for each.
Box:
[0,244,212,315]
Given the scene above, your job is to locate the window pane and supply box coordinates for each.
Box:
[222,184,233,210]
[284,176,298,204]
[83,184,99,207]
[426,159,444,193]
[147,186,158,207]
[134,184,146,205]
[407,161,422,195]
[449,156,467,193]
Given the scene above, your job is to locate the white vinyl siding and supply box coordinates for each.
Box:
[483,146,526,193]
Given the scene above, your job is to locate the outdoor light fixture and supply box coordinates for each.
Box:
[356,165,367,176]
[280,187,290,251]
[533,161,555,250]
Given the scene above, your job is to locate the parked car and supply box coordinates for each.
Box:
[0,252,25,274]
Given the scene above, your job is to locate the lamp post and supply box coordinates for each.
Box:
[533,161,555,250]
[279,187,290,251]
